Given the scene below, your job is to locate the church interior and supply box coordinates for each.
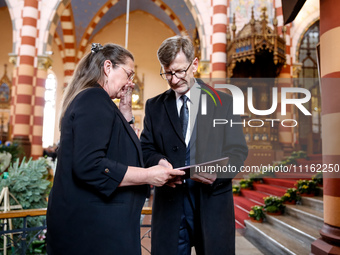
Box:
[0,0,339,254]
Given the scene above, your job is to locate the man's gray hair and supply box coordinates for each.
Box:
[157,35,195,67]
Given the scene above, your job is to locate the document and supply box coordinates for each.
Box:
[175,157,229,179]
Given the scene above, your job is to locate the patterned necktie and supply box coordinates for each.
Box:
[180,95,189,140]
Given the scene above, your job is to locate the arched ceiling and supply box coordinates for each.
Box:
[59,0,196,48]
[0,0,196,49]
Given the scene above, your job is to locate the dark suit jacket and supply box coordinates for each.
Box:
[141,79,248,255]
[47,85,147,255]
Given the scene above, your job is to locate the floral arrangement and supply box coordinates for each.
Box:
[239,179,253,190]
[0,156,52,232]
[0,141,24,175]
[291,150,307,159]
[232,185,241,195]
[248,172,264,183]
[275,150,307,166]
[0,157,51,209]
[0,146,51,253]
[312,172,323,186]
[0,141,24,163]
[248,205,265,222]
[296,179,319,196]
[0,151,12,173]
[27,229,47,254]
[281,188,301,204]
[263,196,285,214]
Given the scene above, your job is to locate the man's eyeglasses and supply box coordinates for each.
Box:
[160,61,192,81]
[116,64,135,81]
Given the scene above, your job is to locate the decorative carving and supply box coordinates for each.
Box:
[193,28,201,61]
[226,7,286,77]
[242,117,280,150]
[197,60,210,77]
[8,54,17,67]
[292,62,303,78]
[37,55,53,70]
[193,28,210,77]
[0,64,11,108]
[0,64,12,142]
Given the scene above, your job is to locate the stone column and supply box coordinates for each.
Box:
[30,56,52,159]
[275,0,294,156]
[311,0,340,253]
[211,0,227,78]
[60,5,76,88]
[11,0,39,157]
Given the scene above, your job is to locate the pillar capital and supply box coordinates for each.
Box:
[197,60,210,78]
[8,53,18,67]
[292,62,302,78]
[37,55,53,70]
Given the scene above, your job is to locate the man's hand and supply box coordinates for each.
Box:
[158,158,172,168]
[191,172,217,185]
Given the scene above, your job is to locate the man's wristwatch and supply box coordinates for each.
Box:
[128,116,135,124]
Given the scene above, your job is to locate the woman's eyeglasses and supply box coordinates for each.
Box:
[115,64,135,81]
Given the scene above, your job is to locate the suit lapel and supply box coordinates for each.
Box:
[163,89,185,144]
[113,105,144,167]
[196,81,217,148]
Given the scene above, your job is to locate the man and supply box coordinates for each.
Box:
[141,35,248,255]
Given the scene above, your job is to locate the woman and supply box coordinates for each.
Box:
[46,43,184,254]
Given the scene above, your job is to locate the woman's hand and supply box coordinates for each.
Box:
[147,165,185,188]
[158,158,183,187]
[118,84,134,121]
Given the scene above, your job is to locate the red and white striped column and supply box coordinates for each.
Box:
[60,5,76,88]
[30,1,48,159]
[211,0,227,78]
[11,0,39,157]
[311,0,340,253]
[275,0,294,155]
[9,57,17,135]
[31,57,49,159]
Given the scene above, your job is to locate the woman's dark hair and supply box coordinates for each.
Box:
[59,43,134,128]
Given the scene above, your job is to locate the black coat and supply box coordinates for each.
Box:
[47,85,147,255]
[141,80,248,255]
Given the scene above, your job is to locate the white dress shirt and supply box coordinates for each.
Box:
[175,81,201,146]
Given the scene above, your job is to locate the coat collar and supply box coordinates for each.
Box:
[195,80,220,152]
[112,104,144,167]
[164,89,185,144]
[162,80,209,145]
[161,80,220,147]
[94,83,144,166]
